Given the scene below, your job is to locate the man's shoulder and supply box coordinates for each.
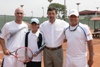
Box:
[4,20,15,26]
[56,19,68,24]
[56,19,69,27]
[41,20,49,26]
[79,23,90,30]
[43,20,49,23]
[22,21,29,26]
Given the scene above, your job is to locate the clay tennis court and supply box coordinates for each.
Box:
[0,31,100,67]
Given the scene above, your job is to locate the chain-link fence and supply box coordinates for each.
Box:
[0,15,100,30]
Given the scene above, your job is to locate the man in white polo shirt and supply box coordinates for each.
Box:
[0,7,28,67]
[65,9,94,67]
[40,7,69,67]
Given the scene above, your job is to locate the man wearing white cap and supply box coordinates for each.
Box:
[65,9,94,67]
[26,18,43,67]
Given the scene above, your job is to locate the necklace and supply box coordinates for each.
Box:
[69,24,79,31]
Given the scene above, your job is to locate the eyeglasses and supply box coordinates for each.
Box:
[16,12,23,14]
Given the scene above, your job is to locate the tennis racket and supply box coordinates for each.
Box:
[34,43,45,56]
[10,47,33,63]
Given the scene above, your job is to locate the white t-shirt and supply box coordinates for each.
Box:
[65,23,93,58]
[40,19,69,48]
[27,30,43,62]
[0,20,28,52]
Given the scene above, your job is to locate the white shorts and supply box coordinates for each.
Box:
[66,56,88,67]
[2,56,25,67]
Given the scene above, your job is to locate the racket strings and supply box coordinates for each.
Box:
[15,47,33,62]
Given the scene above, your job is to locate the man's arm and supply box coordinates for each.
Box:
[87,40,94,67]
[63,39,67,42]
[0,38,10,55]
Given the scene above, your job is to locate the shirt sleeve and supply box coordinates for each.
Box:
[62,20,69,28]
[0,23,10,39]
[84,24,93,41]
[39,23,44,35]
[41,32,45,46]
[62,20,69,39]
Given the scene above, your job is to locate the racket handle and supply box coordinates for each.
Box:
[34,44,46,54]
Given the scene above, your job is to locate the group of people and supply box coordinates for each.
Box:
[0,6,94,67]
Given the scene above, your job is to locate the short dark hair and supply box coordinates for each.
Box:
[47,6,57,14]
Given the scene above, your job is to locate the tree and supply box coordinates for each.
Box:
[49,3,66,19]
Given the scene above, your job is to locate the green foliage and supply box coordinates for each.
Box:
[49,3,65,12]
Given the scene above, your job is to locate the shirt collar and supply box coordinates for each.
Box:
[48,19,57,25]
[30,30,40,37]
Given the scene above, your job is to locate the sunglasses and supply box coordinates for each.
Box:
[16,12,23,14]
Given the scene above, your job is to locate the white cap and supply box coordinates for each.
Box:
[68,9,79,17]
[30,18,39,24]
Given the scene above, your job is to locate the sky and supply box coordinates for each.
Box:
[0,0,100,17]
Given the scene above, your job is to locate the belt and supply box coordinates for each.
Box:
[45,46,62,51]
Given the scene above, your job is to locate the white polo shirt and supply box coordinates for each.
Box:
[65,23,93,58]
[0,20,28,52]
[40,19,69,48]
[28,30,42,62]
